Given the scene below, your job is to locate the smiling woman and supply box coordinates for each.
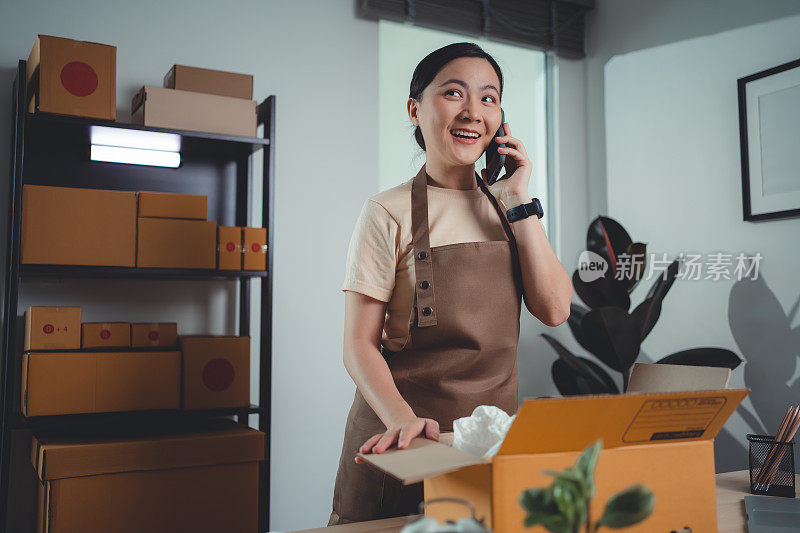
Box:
[328,42,572,526]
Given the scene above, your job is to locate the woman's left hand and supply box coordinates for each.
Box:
[482,122,533,204]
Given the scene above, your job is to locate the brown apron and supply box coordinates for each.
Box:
[328,163,523,525]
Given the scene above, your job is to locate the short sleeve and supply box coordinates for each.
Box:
[340,199,399,302]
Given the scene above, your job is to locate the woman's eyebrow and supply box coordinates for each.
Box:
[438,78,499,94]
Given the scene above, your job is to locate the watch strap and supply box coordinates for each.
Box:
[506,198,543,222]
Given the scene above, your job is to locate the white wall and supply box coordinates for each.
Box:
[0,1,376,530]
[584,1,800,472]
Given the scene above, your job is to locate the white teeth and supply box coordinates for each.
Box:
[450,129,480,138]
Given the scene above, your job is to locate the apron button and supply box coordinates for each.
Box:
[422,307,432,316]
[417,251,427,260]
[419,280,430,289]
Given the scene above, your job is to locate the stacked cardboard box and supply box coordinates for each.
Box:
[179,335,250,410]
[32,419,264,532]
[136,191,216,269]
[131,323,178,348]
[27,34,116,120]
[21,185,136,267]
[132,64,255,136]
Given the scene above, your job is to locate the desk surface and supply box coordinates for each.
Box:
[295,471,800,533]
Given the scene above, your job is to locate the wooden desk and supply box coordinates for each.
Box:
[294,471,800,533]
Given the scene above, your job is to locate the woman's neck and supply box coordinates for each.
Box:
[424,159,478,190]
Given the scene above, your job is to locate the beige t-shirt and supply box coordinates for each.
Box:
[341,175,512,352]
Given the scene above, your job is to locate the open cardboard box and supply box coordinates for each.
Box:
[359,388,749,533]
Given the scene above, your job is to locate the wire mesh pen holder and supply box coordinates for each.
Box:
[748,434,796,497]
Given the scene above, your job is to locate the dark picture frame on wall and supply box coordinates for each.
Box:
[737,57,800,222]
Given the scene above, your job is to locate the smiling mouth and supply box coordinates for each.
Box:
[449,129,481,139]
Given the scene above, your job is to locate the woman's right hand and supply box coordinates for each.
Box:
[354,416,440,464]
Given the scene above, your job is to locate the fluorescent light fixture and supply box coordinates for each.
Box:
[91,145,181,168]
[90,125,181,152]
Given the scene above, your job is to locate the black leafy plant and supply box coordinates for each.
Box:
[545,216,742,394]
[520,439,654,533]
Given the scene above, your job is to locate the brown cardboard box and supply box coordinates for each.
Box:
[138,191,207,220]
[21,351,180,417]
[81,322,131,349]
[164,64,253,100]
[25,307,81,351]
[131,323,178,348]
[27,34,116,120]
[218,226,242,270]
[179,336,249,410]
[136,217,216,269]
[22,185,137,267]
[131,86,256,137]
[32,419,263,533]
[243,227,266,270]
[360,389,749,533]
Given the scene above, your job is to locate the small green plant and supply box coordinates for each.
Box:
[519,440,654,533]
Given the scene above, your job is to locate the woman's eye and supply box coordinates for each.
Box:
[445,89,461,97]
[482,95,496,103]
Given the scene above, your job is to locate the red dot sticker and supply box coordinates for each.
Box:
[43,324,54,335]
[148,331,159,341]
[251,243,261,253]
[60,61,99,97]
[226,242,236,252]
[100,329,111,340]
[202,358,235,392]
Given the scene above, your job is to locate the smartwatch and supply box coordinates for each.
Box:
[506,198,544,223]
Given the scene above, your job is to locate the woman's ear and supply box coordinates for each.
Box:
[407,98,419,126]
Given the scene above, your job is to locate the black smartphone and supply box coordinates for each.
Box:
[484,108,506,186]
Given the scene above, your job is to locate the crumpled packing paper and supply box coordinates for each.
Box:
[452,405,515,458]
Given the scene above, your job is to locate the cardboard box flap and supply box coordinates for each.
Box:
[357,438,484,485]
[32,419,264,481]
[627,363,731,393]
[498,389,749,456]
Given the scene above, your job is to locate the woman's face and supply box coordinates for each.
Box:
[409,57,502,167]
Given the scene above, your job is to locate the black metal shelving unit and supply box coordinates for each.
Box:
[0,60,275,532]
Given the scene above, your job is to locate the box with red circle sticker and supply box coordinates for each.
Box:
[131,323,178,348]
[24,306,81,351]
[26,35,115,120]
[179,335,249,410]
[218,226,242,270]
[242,227,266,271]
[81,322,131,349]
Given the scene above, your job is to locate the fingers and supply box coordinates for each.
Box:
[424,419,440,441]
[359,433,383,454]
[497,145,529,165]
[398,420,425,449]
[372,428,400,454]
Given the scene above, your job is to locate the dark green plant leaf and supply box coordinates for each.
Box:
[520,488,572,533]
[573,271,632,311]
[657,347,742,369]
[567,303,591,352]
[624,242,647,293]
[544,334,619,395]
[580,307,643,372]
[574,439,602,497]
[644,258,680,301]
[630,296,662,342]
[586,216,632,274]
[597,485,655,528]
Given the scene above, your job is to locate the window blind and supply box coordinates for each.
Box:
[357,0,595,59]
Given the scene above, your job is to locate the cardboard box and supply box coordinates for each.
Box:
[627,362,732,393]
[138,191,207,220]
[218,226,242,270]
[26,34,116,120]
[179,336,250,410]
[164,64,253,100]
[242,227,266,270]
[136,217,216,269]
[131,323,178,348]
[22,185,137,267]
[81,322,131,349]
[21,351,180,417]
[25,307,81,352]
[131,86,256,137]
[360,389,749,533]
[32,419,264,533]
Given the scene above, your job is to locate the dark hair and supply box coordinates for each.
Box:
[409,42,503,151]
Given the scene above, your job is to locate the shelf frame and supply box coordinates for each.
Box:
[0,60,274,532]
